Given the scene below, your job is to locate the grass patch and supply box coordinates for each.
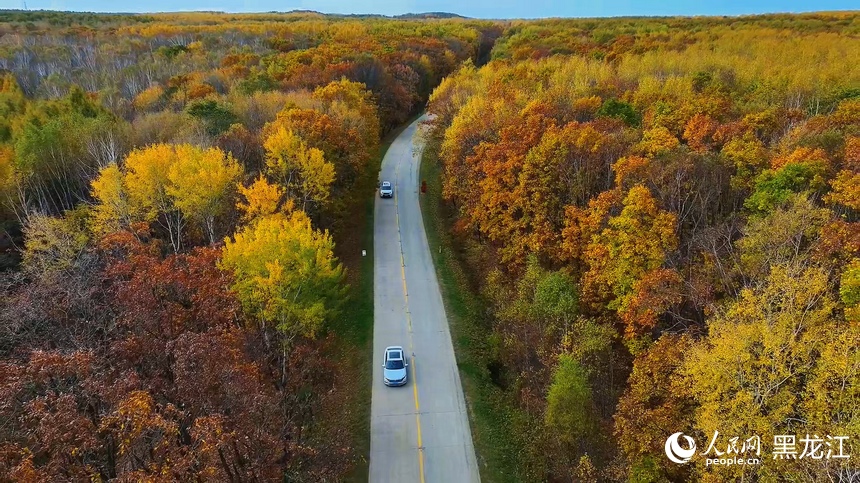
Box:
[418,135,528,483]
[330,192,374,482]
[328,114,423,482]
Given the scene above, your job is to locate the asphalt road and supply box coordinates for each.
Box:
[369,116,480,483]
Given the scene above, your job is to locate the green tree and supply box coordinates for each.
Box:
[502,255,579,332]
[13,108,120,214]
[545,354,595,446]
[744,163,828,213]
[597,98,640,127]
[186,99,239,137]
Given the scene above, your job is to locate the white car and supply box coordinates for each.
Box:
[380,181,393,198]
[383,346,408,386]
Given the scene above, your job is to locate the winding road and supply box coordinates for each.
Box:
[369,116,480,483]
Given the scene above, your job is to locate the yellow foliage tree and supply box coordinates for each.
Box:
[22,207,90,275]
[90,163,138,236]
[91,144,243,250]
[0,144,15,200]
[840,258,860,323]
[581,185,678,318]
[166,145,243,244]
[263,127,334,211]
[636,126,680,157]
[124,144,177,224]
[312,78,380,150]
[824,170,860,211]
[133,84,165,111]
[684,264,842,480]
[219,209,346,341]
[721,133,769,190]
[802,320,860,445]
[236,175,286,223]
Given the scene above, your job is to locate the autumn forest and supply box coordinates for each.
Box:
[0,9,858,483]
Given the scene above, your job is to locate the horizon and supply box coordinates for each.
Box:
[1,1,858,20]
[3,7,860,16]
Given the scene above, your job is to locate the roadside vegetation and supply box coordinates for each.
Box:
[0,11,497,480]
[419,134,524,482]
[425,11,859,482]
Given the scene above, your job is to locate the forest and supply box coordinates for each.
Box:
[0,8,857,483]
[0,10,497,481]
[424,10,859,483]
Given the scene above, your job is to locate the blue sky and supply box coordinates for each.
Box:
[1,0,856,19]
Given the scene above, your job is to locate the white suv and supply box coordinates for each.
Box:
[380,181,393,198]
[383,346,408,386]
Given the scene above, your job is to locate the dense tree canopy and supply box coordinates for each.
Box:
[1,9,858,482]
[426,11,859,482]
[0,11,497,480]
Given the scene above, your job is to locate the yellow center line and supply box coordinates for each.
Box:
[394,158,426,483]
